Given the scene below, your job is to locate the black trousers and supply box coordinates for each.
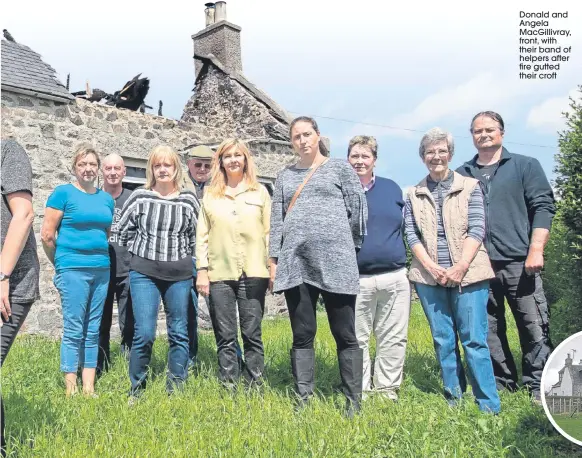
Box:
[97,274,134,372]
[284,283,358,351]
[1,301,32,457]
[208,277,268,383]
[487,260,552,393]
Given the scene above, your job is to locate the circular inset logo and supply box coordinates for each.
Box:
[541,331,582,447]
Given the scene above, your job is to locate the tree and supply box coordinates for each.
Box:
[555,85,582,259]
[547,85,582,345]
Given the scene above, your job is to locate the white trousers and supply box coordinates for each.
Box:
[355,268,411,398]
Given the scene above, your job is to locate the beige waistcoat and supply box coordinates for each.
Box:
[408,171,494,287]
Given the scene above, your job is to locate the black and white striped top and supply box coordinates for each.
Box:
[117,188,200,262]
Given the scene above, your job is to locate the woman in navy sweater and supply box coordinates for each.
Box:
[347,135,411,401]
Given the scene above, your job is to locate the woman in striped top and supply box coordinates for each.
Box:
[117,145,200,398]
[403,127,500,414]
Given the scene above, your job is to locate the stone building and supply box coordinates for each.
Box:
[1,2,299,337]
[547,353,582,397]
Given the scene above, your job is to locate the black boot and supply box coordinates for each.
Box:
[290,348,315,407]
[338,348,363,419]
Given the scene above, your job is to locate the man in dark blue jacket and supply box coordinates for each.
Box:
[457,111,555,402]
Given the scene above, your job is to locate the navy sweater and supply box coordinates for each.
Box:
[357,176,407,274]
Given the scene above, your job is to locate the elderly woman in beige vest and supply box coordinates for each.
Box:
[403,127,500,414]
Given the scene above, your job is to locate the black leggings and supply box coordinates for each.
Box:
[284,283,358,351]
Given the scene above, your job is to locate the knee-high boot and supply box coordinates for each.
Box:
[290,348,315,405]
[338,348,363,418]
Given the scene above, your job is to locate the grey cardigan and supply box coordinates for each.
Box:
[269,158,368,295]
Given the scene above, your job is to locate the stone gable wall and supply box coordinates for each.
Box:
[1,92,295,337]
[181,66,289,142]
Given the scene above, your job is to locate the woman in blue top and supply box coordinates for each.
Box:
[41,143,114,397]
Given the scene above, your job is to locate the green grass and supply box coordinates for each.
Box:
[553,415,582,442]
[2,302,580,457]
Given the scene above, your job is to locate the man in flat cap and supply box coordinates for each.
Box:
[183,145,214,199]
[183,145,214,370]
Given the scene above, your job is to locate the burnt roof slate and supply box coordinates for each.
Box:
[1,39,73,101]
[193,53,292,125]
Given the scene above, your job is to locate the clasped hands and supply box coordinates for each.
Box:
[427,260,469,288]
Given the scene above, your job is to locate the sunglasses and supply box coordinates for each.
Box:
[194,163,211,170]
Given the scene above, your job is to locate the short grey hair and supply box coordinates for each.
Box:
[418,127,454,159]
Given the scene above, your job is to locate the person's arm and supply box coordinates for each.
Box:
[116,192,139,248]
[1,192,35,323]
[403,193,447,286]
[187,194,199,257]
[268,174,285,291]
[262,188,272,263]
[340,162,368,250]
[523,158,555,274]
[0,140,36,323]
[41,207,64,266]
[261,188,273,292]
[195,201,210,297]
[445,185,485,287]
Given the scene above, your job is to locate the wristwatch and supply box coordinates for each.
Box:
[0,272,10,281]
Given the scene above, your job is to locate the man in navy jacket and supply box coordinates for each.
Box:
[457,111,555,402]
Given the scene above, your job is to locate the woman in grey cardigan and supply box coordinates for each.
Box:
[269,116,368,417]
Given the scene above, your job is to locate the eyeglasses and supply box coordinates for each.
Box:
[194,163,211,170]
[424,150,449,159]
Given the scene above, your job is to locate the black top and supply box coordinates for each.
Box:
[130,255,192,282]
[456,147,555,261]
[108,187,133,277]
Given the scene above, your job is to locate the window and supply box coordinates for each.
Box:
[122,158,147,190]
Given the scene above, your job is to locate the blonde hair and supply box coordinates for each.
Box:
[71,142,101,172]
[207,139,259,197]
[145,145,183,190]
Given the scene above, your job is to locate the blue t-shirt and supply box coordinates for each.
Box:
[46,184,114,270]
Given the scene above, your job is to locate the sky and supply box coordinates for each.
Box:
[544,333,582,391]
[2,0,582,190]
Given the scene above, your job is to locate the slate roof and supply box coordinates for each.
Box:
[551,364,582,390]
[1,39,73,101]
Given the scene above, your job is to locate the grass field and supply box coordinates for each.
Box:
[553,415,582,442]
[2,301,581,457]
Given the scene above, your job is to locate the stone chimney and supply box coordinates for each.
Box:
[192,1,242,78]
[566,353,573,366]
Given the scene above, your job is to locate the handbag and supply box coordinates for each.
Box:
[286,157,329,216]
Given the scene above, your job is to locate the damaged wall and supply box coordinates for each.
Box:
[181,65,290,141]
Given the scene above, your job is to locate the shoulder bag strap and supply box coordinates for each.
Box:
[286,157,329,216]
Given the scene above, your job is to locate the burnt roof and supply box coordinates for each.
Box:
[193,53,291,125]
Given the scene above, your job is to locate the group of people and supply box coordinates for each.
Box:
[1,110,556,448]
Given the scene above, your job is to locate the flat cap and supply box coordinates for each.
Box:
[187,145,214,159]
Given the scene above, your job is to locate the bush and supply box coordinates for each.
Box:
[545,85,582,346]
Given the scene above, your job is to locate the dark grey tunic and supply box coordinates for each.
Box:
[269,158,367,295]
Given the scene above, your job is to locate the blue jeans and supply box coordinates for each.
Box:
[415,281,501,413]
[129,270,190,394]
[55,268,110,372]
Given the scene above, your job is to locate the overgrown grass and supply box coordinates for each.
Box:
[2,302,580,457]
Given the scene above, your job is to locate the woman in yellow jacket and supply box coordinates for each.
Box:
[196,139,271,386]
